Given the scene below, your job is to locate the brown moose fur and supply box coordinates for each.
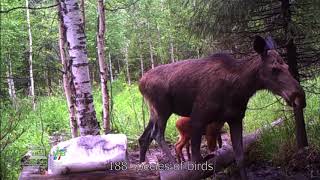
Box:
[138,36,306,179]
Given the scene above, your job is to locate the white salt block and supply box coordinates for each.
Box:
[47,134,127,175]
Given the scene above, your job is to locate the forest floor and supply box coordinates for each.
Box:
[127,132,320,180]
[21,132,320,179]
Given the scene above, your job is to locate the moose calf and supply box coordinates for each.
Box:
[138,35,306,180]
[175,116,224,162]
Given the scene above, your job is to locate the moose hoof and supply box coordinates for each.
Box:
[203,154,215,162]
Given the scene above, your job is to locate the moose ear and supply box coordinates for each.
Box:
[253,35,268,56]
[265,36,276,49]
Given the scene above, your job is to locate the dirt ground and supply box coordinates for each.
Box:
[23,132,320,179]
[127,133,320,180]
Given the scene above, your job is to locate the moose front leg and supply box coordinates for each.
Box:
[190,114,206,162]
[228,120,247,180]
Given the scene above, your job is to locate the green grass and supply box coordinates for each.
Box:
[1,77,319,179]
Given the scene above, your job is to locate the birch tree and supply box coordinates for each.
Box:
[25,0,35,109]
[138,38,144,76]
[6,55,16,106]
[108,52,113,82]
[57,0,78,138]
[147,22,154,69]
[97,0,110,134]
[60,0,100,136]
[124,41,131,85]
[169,36,175,63]
[80,0,85,30]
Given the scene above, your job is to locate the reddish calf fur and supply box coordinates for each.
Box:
[175,117,224,162]
[138,36,306,180]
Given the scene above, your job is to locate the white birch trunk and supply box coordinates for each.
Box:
[97,0,110,134]
[124,42,131,85]
[6,56,16,106]
[169,36,175,63]
[147,22,154,69]
[60,0,100,136]
[80,0,85,30]
[156,24,163,64]
[138,37,144,77]
[57,0,78,138]
[26,0,35,110]
[108,52,113,82]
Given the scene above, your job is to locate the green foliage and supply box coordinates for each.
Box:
[246,77,320,162]
[0,99,50,179]
[1,77,319,178]
[1,0,320,178]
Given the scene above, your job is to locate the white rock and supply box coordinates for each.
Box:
[47,134,127,175]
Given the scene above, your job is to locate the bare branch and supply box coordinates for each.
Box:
[0,3,58,14]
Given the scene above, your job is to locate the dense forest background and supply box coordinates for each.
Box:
[0,0,319,179]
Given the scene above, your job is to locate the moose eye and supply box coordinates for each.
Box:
[272,68,281,75]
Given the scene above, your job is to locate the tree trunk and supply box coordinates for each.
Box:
[169,36,175,63]
[97,0,110,134]
[124,42,131,85]
[156,24,163,64]
[138,38,144,76]
[281,0,308,148]
[6,55,16,106]
[57,0,78,138]
[26,0,35,110]
[108,52,113,82]
[46,60,52,96]
[79,0,85,30]
[60,0,100,136]
[147,22,155,69]
[197,47,200,59]
[117,58,121,76]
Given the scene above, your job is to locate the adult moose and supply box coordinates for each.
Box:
[138,36,306,179]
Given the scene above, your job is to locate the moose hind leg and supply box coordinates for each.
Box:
[154,113,175,163]
[139,120,155,163]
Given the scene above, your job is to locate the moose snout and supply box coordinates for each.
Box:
[287,89,306,109]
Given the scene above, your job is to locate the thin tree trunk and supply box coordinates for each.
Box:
[97,0,110,134]
[6,55,16,106]
[138,38,144,76]
[169,36,175,63]
[117,58,121,76]
[60,0,100,136]
[281,0,308,148]
[124,42,131,85]
[197,47,200,59]
[147,22,154,69]
[57,0,78,138]
[26,0,35,110]
[108,52,113,82]
[47,61,52,96]
[156,24,163,64]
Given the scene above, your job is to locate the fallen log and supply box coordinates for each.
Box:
[160,118,284,180]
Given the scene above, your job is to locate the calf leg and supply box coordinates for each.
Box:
[185,140,191,160]
[175,136,188,162]
[228,120,247,180]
